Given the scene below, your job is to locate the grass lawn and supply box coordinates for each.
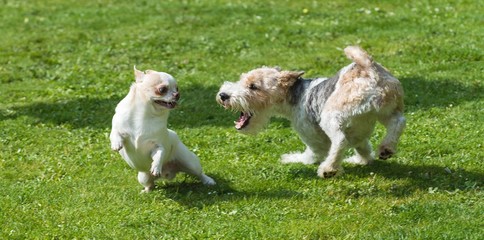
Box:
[1,0,482,239]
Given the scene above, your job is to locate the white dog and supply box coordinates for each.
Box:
[110,67,215,192]
[216,46,405,178]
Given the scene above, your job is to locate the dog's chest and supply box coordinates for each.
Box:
[121,128,173,171]
[131,118,170,148]
[123,115,171,151]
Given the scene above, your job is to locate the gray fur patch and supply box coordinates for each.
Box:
[288,78,312,106]
[304,72,339,123]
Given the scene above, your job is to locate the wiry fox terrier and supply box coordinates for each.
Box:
[216,46,405,178]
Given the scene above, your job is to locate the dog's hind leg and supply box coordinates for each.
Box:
[344,116,376,165]
[138,171,155,193]
[175,141,216,186]
[378,111,406,159]
[345,140,374,165]
[317,131,347,178]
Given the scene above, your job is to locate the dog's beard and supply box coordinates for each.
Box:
[223,101,256,132]
[231,109,270,135]
[219,97,252,130]
[239,112,270,134]
[218,93,271,134]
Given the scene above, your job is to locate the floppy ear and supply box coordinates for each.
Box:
[278,71,304,88]
[134,66,144,83]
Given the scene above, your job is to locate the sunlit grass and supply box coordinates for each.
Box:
[1,0,482,239]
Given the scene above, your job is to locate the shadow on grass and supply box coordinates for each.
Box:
[0,76,482,129]
[400,76,483,110]
[288,160,483,198]
[148,159,482,207]
[153,173,299,208]
[0,83,232,129]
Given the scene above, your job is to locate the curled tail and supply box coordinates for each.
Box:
[344,46,373,68]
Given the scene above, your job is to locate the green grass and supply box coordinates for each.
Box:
[1,0,482,239]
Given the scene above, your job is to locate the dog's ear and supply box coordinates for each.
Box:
[278,71,304,88]
[134,66,144,83]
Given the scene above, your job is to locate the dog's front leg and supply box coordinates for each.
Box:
[150,145,166,177]
[281,147,318,165]
[110,130,124,151]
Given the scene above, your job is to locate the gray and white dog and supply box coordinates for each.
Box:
[216,46,406,178]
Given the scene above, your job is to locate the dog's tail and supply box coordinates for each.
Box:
[344,46,373,68]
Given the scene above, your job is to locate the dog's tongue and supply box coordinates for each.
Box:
[235,112,250,130]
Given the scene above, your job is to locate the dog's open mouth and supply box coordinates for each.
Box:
[235,112,251,130]
[154,100,177,109]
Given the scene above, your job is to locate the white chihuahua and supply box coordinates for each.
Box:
[110,67,215,192]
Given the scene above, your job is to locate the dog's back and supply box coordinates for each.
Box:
[325,46,404,115]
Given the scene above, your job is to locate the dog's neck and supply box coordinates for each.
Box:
[288,77,311,106]
[277,75,339,124]
[272,78,311,119]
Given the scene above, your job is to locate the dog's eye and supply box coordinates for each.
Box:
[158,87,167,94]
[248,84,258,90]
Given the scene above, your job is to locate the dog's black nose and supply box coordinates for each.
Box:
[219,92,230,101]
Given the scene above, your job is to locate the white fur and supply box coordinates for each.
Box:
[110,67,215,192]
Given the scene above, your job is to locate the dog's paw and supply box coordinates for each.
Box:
[200,174,216,186]
[378,146,395,160]
[320,171,339,178]
[150,165,162,177]
[110,141,123,151]
[280,152,316,165]
[141,186,155,193]
[317,164,344,178]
